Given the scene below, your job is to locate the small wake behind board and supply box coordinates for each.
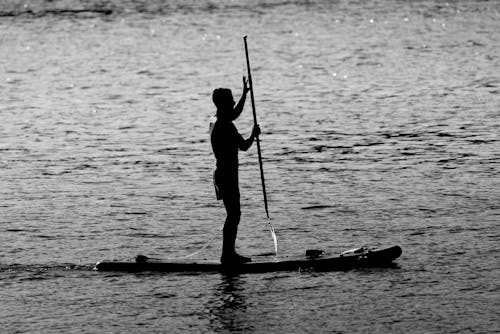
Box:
[94,245,402,274]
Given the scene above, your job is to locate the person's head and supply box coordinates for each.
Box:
[212,88,235,119]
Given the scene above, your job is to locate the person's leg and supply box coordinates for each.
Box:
[220,193,250,264]
[221,194,240,257]
[215,169,250,264]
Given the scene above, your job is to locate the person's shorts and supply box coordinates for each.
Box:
[213,168,239,201]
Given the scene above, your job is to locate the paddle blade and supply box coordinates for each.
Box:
[267,219,278,256]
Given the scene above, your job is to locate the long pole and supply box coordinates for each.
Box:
[243,36,269,219]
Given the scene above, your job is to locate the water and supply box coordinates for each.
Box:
[1,0,499,332]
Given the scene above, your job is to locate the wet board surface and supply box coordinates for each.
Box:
[95,245,402,274]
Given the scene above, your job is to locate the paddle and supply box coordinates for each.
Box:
[243,36,278,255]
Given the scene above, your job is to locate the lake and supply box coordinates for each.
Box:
[1,0,499,333]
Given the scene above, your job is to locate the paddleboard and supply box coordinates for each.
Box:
[94,245,402,273]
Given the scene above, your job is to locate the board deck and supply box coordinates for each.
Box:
[94,245,402,274]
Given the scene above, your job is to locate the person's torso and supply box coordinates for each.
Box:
[210,120,240,173]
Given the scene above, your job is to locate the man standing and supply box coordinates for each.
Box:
[210,77,260,264]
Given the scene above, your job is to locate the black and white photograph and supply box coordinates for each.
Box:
[1,0,499,333]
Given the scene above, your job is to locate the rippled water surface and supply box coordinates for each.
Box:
[1,0,499,333]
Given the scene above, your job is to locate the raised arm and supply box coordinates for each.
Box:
[231,76,250,120]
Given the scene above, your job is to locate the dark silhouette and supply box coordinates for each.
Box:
[210,77,260,264]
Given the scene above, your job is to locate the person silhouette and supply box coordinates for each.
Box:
[210,77,260,264]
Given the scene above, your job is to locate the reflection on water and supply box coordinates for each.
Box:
[207,274,253,333]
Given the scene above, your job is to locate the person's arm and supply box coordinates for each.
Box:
[231,76,250,120]
[239,124,261,151]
